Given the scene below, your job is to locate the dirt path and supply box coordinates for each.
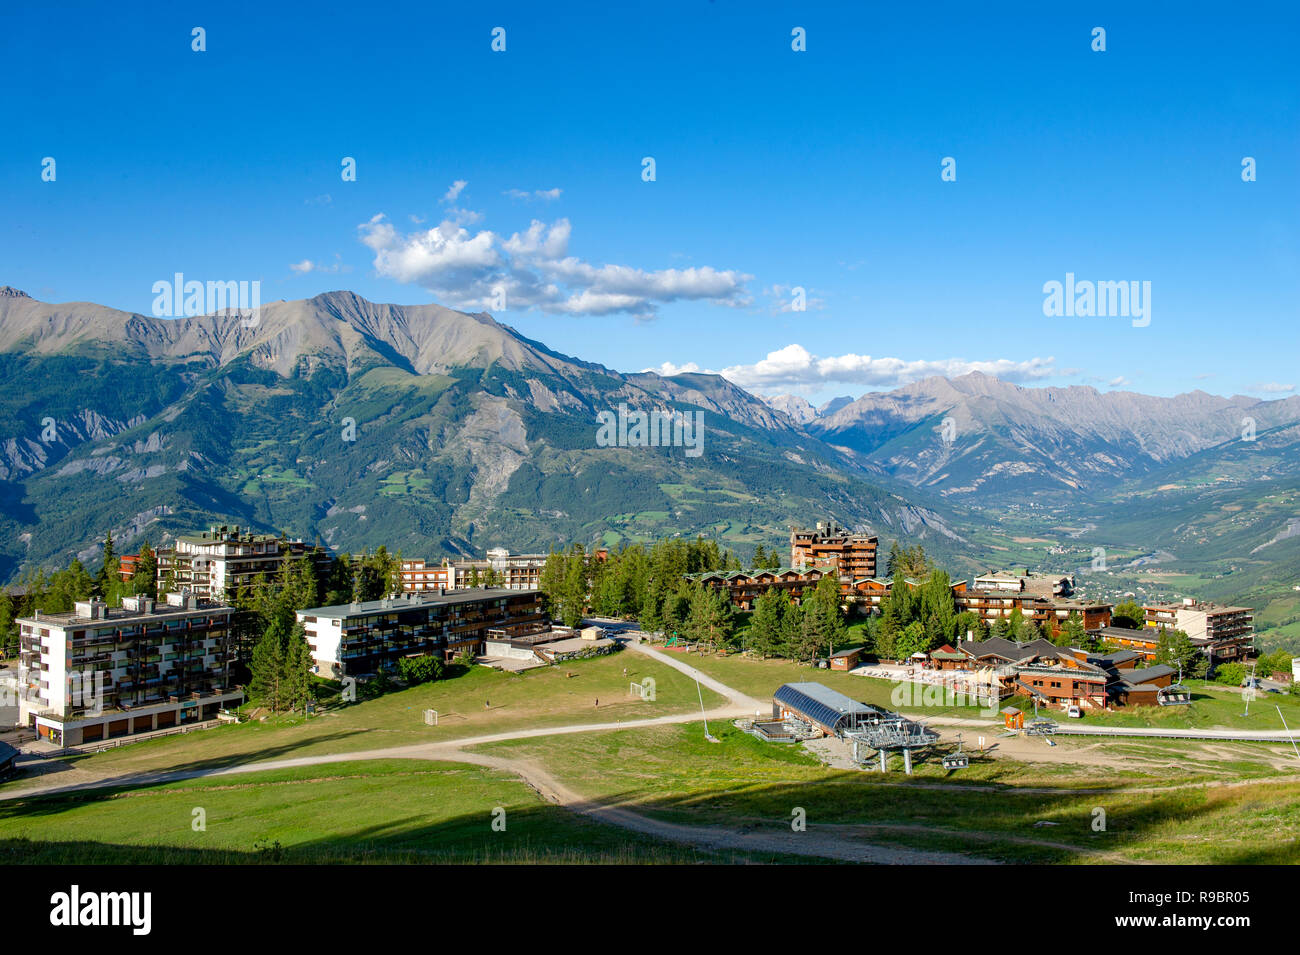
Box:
[450,750,994,865]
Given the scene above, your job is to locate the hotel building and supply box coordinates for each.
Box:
[1142,599,1254,664]
[399,550,548,593]
[155,525,330,601]
[17,592,242,746]
[790,522,878,579]
[296,588,546,679]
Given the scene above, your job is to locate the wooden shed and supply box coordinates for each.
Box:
[829,647,862,671]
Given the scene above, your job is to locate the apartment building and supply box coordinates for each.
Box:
[952,574,1110,637]
[399,558,453,592]
[971,571,1074,598]
[692,567,833,610]
[1143,599,1254,664]
[399,550,548,593]
[296,588,546,679]
[155,525,330,601]
[789,522,878,579]
[486,548,547,590]
[1089,625,1161,661]
[117,553,140,582]
[17,592,241,746]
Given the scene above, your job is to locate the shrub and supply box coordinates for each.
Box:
[398,655,445,685]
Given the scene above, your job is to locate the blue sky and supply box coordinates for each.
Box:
[3,1,1297,404]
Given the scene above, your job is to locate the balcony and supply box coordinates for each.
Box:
[71,651,113,666]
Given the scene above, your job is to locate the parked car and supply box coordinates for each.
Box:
[1067,705,1083,719]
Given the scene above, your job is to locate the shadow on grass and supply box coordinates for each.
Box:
[0,728,372,807]
[0,782,803,865]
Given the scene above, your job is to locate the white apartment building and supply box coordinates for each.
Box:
[297,588,546,679]
[1143,598,1254,664]
[17,592,242,746]
[398,550,547,594]
[156,524,328,601]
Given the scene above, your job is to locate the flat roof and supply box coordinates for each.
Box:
[299,588,532,617]
[19,600,233,627]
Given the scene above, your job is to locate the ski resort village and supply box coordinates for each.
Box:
[2,518,1298,866]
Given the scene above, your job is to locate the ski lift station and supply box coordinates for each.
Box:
[768,682,940,774]
[772,682,882,736]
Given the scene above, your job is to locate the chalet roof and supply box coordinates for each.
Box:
[1089,626,1156,641]
[1083,649,1144,667]
[960,636,1060,663]
[1120,664,1176,686]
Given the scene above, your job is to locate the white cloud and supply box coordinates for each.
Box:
[1253,381,1296,393]
[504,219,571,259]
[649,344,1057,391]
[358,208,750,319]
[289,255,350,275]
[1108,376,1130,387]
[504,187,563,202]
[643,361,701,376]
[442,180,468,204]
[359,216,499,286]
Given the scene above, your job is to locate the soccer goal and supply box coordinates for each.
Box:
[423,709,438,726]
[629,682,647,699]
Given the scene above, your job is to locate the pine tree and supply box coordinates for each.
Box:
[748,588,785,658]
[802,573,846,657]
[249,630,286,711]
[94,531,118,600]
[1058,612,1087,647]
[897,620,928,660]
[281,625,312,713]
[779,600,804,659]
[132,542,158,598]
[1155,628,1199,676]
[1007,606,1026,640]
[560,547,587,628]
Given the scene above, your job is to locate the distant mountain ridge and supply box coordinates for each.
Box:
[0,289,949,580]
[769,374,1300,501]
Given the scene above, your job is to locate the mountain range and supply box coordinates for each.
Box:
[0,288,954,582]
[3,286,1299,649]
[764,374,1300,501]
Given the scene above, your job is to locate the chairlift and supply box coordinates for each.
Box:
[942,733,970,770]
[1158,666,1193,706]
[1025,717,1058,737]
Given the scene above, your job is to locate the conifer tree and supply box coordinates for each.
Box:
[249,629,286,711]
[748,588,785,658]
